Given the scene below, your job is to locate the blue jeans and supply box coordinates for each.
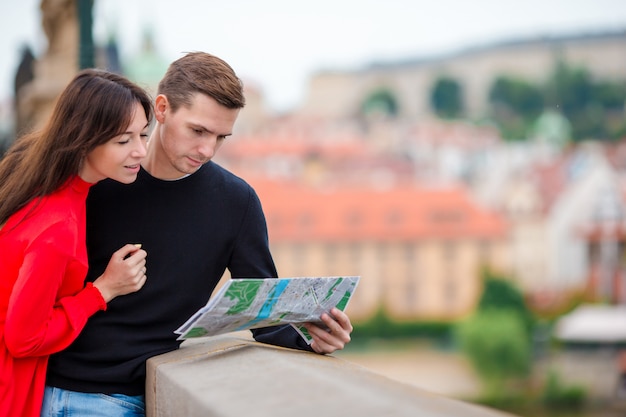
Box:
[41,386,145,417]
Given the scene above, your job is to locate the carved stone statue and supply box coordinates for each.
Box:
[17,0,79,132]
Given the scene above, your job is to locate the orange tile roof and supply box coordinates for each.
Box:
[249,179,508,242]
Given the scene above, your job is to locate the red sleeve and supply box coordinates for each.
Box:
[4,222,106,358]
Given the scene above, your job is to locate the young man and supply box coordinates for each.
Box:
[42,52,353,416]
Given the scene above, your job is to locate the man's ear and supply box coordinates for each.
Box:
[154,94,169,123]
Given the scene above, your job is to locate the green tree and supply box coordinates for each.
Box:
[592,80,626,139]
[544,61,592,117]
[593,80,626,111]
[431,76,464,119]
[456,310,531,397]
[488,76,544,140]
[456,269,535,399]
[478,269,535,335]
[489,76,544,119]
[543,61,626,141]
[486,61,626,141]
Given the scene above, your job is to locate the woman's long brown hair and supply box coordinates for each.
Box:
[0,69,153,226]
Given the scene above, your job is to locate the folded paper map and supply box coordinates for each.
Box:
[175,276,360,344]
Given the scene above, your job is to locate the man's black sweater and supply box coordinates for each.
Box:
[47,162,311,395]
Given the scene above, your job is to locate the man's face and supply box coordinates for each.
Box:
[153,92,239,179]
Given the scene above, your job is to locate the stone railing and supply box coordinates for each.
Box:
[146,333,517,417]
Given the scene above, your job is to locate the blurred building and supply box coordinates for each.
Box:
[473,138,626,309]
[553,304,626,401]
[218,108,626,320]
[235,81,271,135]
[249,179,509,322]
[216,118,511,322]
[300,30,626,121]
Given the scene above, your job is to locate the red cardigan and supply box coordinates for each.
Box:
[0,176,106,417]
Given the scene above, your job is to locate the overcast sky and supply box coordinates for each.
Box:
[2,0,626,112]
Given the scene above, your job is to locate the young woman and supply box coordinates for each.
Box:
[0,69,153,417]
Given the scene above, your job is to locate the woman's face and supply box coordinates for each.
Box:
[80,102,149,184]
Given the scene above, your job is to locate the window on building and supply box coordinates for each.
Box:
[405,243,419,310]
[361,88,399,118]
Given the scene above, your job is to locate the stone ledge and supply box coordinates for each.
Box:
[146,333,517,417]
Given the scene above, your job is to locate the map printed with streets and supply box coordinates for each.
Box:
[175,276,360,344]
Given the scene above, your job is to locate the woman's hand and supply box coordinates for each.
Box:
[92,244,147,303]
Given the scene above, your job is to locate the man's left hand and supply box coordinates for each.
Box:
[303,308,353,354]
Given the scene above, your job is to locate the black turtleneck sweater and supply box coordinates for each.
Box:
[47,162,312,395]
